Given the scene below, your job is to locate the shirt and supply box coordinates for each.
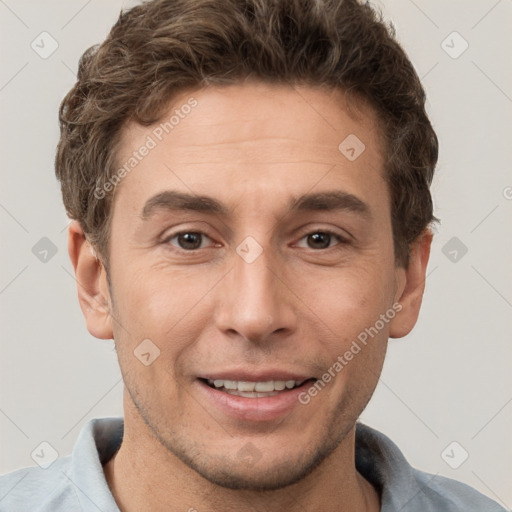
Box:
[0,417,507,511]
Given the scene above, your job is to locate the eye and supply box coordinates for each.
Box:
[164,231,214,251]
[295,230,348,250]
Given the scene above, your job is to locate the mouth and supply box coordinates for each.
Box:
[200,378,315,398]
[196,370,319,421]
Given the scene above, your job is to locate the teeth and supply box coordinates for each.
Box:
[254,381,274,392]
[207,379,305,393]
[238,381,256,392]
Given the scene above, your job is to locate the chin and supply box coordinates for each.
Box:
[153,425,347,492]
[183,451,328,491]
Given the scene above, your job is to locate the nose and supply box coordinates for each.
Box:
[213,241,298,344]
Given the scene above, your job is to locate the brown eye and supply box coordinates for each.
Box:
[296,230,347,250]
[166,232,211,251]
[307,232,333,249]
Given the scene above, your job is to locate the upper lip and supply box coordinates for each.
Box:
[198,369,315,382]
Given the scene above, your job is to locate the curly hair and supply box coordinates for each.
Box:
[55,0,438,269]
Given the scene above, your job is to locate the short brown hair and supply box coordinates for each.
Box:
[55,0,438,269]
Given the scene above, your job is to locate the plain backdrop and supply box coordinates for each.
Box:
[1,0,511,508]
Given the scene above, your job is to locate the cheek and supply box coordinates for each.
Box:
[298,264,393,332]
[110,267,214,362]
[114,264,195,322]
[308,274,391,406]
[294,264,395,397]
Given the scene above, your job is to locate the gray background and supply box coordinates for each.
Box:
[1,0,511,508]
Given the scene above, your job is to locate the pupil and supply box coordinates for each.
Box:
[179,232,201,250]
[309,232,330,249]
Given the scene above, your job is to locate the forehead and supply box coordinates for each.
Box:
[112,81,387,218]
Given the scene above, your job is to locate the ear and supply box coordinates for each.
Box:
[389,229,433,339]
[68,220,114,340]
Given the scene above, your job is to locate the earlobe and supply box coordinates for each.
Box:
[68,221,114,340]
[389,230,433,339]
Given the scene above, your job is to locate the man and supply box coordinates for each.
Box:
[0,0,506,510]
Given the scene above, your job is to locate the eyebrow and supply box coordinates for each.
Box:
[291,191,370,218]
[141,190,370,220]
[141,191,231,219]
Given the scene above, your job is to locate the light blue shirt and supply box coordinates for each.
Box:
[0,417,507,511]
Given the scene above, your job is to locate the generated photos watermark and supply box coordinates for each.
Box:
[298,302,402,405]
[94,97,198,200]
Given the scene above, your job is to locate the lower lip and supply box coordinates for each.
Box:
[196,379,315,422]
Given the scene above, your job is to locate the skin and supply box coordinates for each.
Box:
[69,81,432,512]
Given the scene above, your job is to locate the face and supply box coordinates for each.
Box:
[96,82,412,489]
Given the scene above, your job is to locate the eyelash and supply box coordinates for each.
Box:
[162,229,349,253]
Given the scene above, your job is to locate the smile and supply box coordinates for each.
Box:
[205,379,307,397]
[197,375,317,421]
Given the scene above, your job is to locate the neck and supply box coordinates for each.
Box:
[104,402,380,512]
